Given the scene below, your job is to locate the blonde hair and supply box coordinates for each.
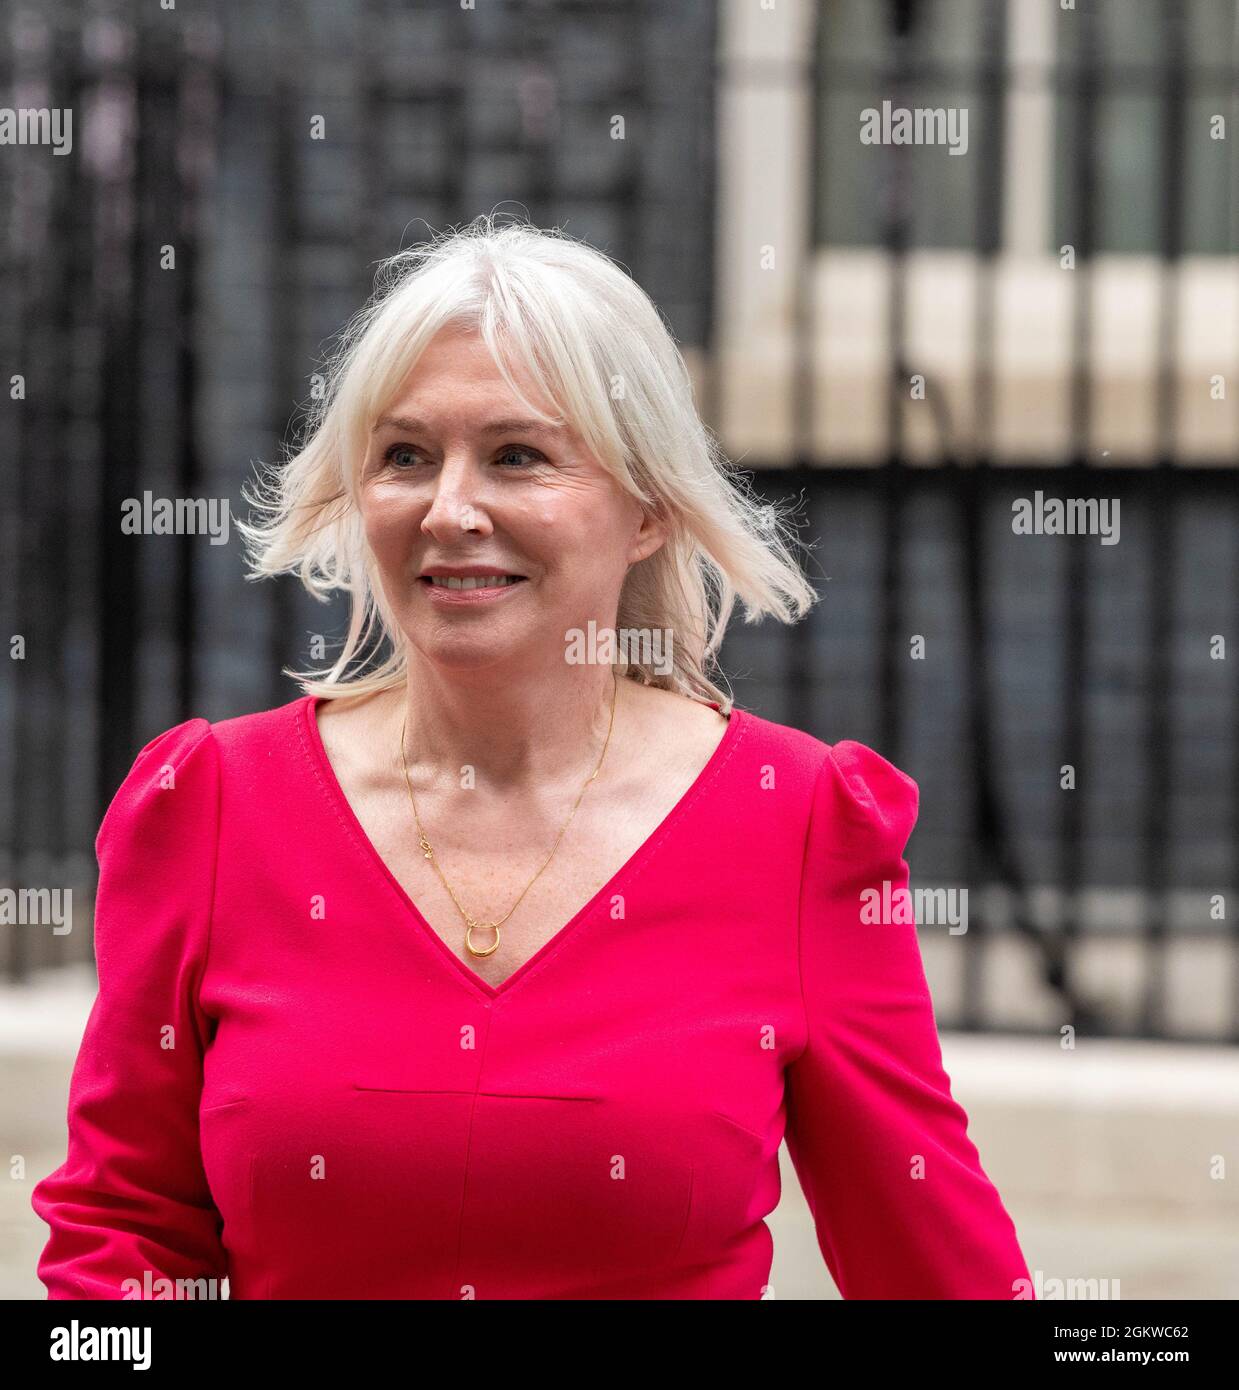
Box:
[236,212,818,711]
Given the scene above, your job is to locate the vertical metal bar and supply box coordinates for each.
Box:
[513,2,551,230]
[1057,0,1098,1031]
[1233,0,1239,1045]
[1140,0,1187,1037]
[174,34,204,718]
[12,10,82,979]
[5,6,51,982]
[957,0,1008,1032]
[785,0,821,737]
[345,0,384,674]
[64,8,106,969]
[623,3,645,280]
[356,0,383,299]
[37,12,82,973]
[792,0,819,467]
[698,0,721,441]
[878,0,913,764]
[0,4,16,977]
[269,50,299,708]
[97,9,143,822]
[442,24,466,235]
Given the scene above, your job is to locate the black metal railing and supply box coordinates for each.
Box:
[0,0,1235,1044]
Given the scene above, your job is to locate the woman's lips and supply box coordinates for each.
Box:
[419,576,529,605]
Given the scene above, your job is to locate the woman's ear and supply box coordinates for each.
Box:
[627,505,670,567]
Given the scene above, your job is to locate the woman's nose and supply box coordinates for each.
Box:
[420,452,490,537]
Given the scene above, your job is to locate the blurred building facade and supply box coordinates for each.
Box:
[1,0,1237,1045]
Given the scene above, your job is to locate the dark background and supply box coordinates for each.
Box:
[1,0,1237,1044]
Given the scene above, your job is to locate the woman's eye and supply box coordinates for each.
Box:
[381,443,541,471]
[497,446,540,468]
[384,444,419,469]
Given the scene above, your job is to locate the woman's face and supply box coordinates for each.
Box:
[359,325,667,677]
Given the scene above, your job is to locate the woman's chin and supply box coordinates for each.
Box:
[410,635,530,675]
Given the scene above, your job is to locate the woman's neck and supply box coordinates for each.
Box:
[393,666,629,793]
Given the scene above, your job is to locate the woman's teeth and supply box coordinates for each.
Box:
[427,575,522,590]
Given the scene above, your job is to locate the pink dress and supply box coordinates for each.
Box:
[32,694,1031,1299]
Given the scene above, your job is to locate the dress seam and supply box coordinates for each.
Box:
[177,720,222,1051]
[791,749,834,1073]
[447,1008,493,1301]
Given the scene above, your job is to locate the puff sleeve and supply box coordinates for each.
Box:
[783,741,1031,1299]
[31,718,227,1298]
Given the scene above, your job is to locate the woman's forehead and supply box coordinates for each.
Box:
[383,329,561,416]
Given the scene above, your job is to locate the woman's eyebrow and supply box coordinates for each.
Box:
[371,414,563,437]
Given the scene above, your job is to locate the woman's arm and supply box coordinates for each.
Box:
[31,718,227,1298]
[783,741,1032,1299]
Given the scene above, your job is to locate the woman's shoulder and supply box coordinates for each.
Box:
[107,696,311,813]
[207,693,311,754]
[97,714,221,860]
[726,704,919,849]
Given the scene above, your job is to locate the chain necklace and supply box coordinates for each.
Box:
[398,675,619,959]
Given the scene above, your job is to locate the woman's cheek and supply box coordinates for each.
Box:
[365,507,419,568]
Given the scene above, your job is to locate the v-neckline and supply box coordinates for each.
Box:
[297,692,746,1003]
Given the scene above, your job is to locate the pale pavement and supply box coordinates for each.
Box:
[3,969,1236,1300]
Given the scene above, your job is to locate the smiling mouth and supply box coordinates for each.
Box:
[421,575,527,591]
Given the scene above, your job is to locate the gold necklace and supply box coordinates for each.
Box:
[398,675,619,959]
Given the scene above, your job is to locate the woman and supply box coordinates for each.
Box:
[32,215,1031,1299]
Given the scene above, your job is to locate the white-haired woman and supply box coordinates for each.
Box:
[33,214,1031,1300]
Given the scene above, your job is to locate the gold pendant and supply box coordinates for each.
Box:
[465,920,501,958]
